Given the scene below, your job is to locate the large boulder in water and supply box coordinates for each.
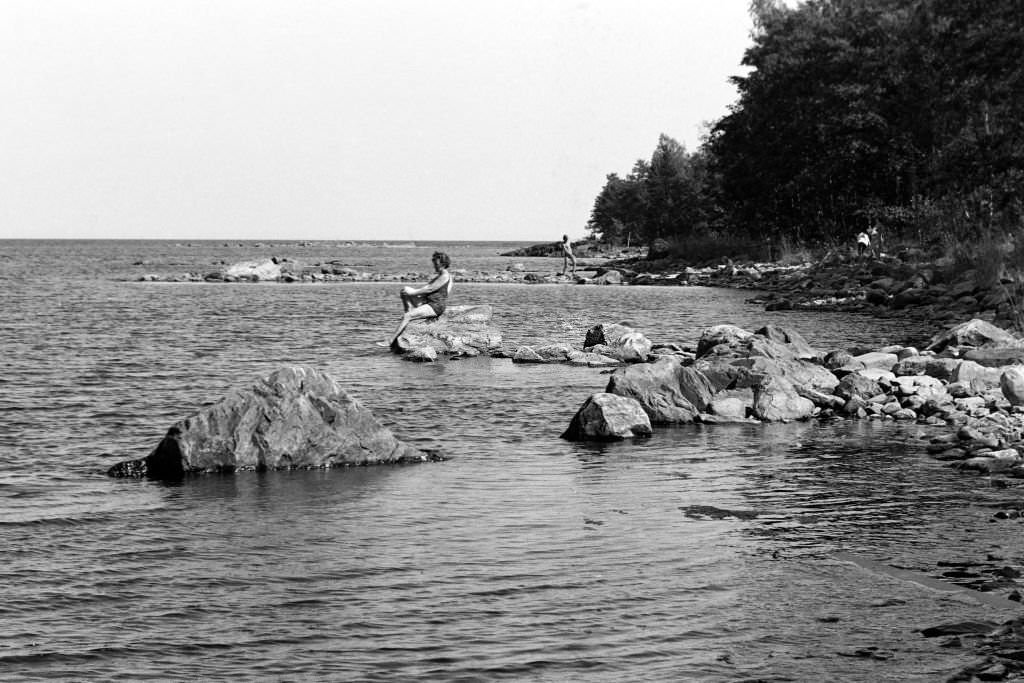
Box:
[752,375,816,421]
[584,323,652,362]
[108,366,435,478]
[605,357,714,424]
[926,318,1022,353]
[225,258,283,281]
[696,324,754,358]
[753,325,819,360]
[561,393,653,441]
[393,305,502,358]
[1001,367,1024,406]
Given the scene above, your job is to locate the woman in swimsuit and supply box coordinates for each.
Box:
[384,251,452,347]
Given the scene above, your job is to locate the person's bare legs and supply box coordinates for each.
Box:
[389,303,437,345]
[400,290,425,312]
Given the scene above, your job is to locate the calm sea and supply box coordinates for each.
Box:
[1,239,1018,681]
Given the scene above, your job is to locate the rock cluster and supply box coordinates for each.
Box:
[500,323,654,367]
[610,253,1023,333]
[562,318,1024,461]
[107,366,437,478]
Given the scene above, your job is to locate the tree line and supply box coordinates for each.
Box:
[587,0,1023,255]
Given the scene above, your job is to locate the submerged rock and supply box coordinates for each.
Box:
[108,366,436,478]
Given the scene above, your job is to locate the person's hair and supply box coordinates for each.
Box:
[562,234,569,241]
[432,251,451,268]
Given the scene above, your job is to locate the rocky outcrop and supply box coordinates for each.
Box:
[225,259,282,281]
[925,318,1024,353]
[108,366,437,478]
[561,319,1024,458]
[583,323,652,362]
[504,322,653,366]
[605,358,714,424]
[752,375,815,421]
[392,305,502,360]
[561,393,653,441]
[509,344,622,367]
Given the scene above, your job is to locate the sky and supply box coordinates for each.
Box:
[1,0,757,242]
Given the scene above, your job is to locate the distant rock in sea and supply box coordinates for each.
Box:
[108,366,439,478]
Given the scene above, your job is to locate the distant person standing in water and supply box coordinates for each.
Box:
[381,251,452,348]
[868,224,882,257]
[560,235,576,275]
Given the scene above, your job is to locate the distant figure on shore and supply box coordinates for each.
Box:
[560,235,577,275]
[868,224,882,257]
[382,251,452,347]
[856,230,870,258]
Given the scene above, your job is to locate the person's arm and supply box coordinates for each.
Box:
[407,271,450,296]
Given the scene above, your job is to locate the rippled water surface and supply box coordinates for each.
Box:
[3,240,1022,681]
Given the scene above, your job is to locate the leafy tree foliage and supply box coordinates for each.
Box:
[588,0,1024,255]
[587,135,715,246]
[709,0,1024,246]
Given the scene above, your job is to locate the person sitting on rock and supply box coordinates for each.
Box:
[560,234,577,275]
[383,251,453,348]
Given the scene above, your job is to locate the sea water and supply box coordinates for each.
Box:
[1,240,1020,681]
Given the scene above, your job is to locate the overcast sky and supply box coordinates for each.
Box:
[1,0,756,242]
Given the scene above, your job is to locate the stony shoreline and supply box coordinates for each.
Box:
[133,250,1023,335]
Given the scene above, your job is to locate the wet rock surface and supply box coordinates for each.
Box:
[391,305,503,361]
[108,366,438,478]
[560,393,653,441]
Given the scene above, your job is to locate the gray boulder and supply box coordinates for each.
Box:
[108,366,436,478]
[1001,367,1024,406]
[561,393,653,441]
[833,373,882,402]
[394,305,502,357]
[892,356,961,380]
[511,343,574,364]
[584,323,652,362]
[584,322,634,347]
[225,258,283,281]
[926,318,1022,352]
[732,356,840,392]
[964,347,1024,367]
[753,325,819,359]
[838,351,899,373]
[591,270,624,285]
[696,324,754,357]
[753,376,816,421]
[951,360,1004,388]
[567,350,623,367]
[605,357,714,424]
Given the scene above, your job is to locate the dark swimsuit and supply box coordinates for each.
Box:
[423,273,450,316]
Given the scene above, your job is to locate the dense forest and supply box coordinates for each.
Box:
[586,0,1023,262]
